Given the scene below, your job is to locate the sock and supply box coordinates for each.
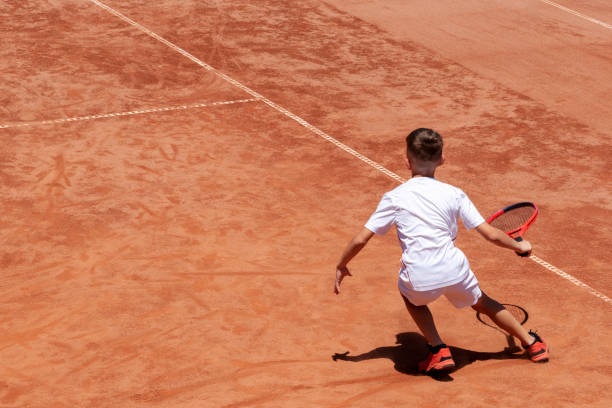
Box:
[429,343,447,354]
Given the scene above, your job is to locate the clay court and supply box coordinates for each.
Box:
[1,0,611,406]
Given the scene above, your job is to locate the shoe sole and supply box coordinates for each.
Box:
[422,361,456,373]
[533,357,549,363]
[529,346,550,363]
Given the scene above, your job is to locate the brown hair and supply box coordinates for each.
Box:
[406,128,443,161]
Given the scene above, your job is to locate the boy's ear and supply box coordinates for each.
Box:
[439,154,445,166]
[405,156,412,170]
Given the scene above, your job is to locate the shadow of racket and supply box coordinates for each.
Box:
[476,303,528,353]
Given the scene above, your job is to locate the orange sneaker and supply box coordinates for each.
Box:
[418,344,455,373]
[523,331,549,363]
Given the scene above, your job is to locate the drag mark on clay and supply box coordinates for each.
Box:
[57,355,100,383]
[182,290,210,310]
[135,165,163,176]
[329,377,413,408]
[127,358,328,404]
[221,384,314,408]
[232,358,327,372]
[158,144,179,161]
[322,372,406,388]
[0,371,75,407]
[0,316,65,350]
[126,369,260,403]
[49,154,71,187]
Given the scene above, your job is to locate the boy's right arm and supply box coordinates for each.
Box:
[475,222,532,256]
[334,227,375,294]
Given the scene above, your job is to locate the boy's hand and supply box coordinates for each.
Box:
[334,228,374,295]
[334,266,352,294]
[516,239,532,257]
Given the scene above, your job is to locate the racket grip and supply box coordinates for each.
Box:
[514,236,529,257]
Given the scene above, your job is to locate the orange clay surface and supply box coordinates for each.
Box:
[1,1,611,407]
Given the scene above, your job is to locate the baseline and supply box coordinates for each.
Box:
[0,98,258,129]
[87,0,609,305]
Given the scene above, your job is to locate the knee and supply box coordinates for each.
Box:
[472,293,503,315]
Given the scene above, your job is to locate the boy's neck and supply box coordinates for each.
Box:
[406,156,442,179]
[411,170,436,178]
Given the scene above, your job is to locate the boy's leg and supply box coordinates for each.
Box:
[401,294,443,346]
[472,292,550,362]
[401,294,455,372]
[471,293,534,346]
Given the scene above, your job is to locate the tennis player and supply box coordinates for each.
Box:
[334,128,549,373]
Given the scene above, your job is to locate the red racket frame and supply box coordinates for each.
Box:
[486,201,538,239]
[487,202,538,258]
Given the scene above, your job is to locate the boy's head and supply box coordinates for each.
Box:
[406,128,443,162]
[405,128,444,176]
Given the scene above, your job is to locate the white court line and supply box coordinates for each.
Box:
[530,255,611,304]
[88,0,402,184]
[537,0,612,29]
[87,0,610,304]
[0,98,258,129]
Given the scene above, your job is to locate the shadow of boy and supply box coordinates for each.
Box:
[332,332,525,382]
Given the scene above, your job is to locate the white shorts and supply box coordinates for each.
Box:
[399,270,482,308]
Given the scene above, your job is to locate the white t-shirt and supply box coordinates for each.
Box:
[365,177,485,291]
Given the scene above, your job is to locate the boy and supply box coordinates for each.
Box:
[334,128,549,373]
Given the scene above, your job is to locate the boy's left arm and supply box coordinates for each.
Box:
[334,227,375,294]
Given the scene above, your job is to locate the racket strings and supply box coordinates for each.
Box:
[489,206,535,232]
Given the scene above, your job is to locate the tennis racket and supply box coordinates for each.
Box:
[476,303,528,352]
[486,202,538,257]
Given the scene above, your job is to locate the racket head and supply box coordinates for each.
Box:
[486,202,538,239]
[476,303,528,329]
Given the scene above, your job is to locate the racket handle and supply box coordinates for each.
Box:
[514,236,529,257]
